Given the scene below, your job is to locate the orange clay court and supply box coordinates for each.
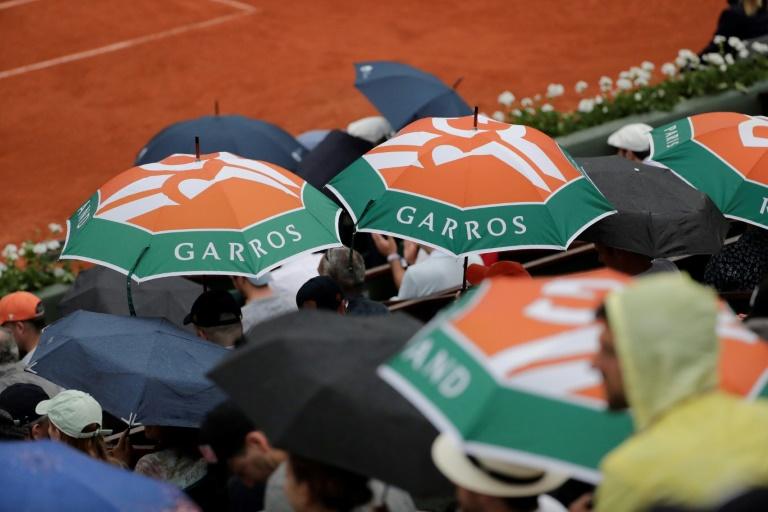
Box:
[0,0,725,245]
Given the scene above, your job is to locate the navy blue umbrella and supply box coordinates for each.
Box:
[0,441,197,512]
[28,311,228,427]
[135,114,307,171]
[354,61,472,130]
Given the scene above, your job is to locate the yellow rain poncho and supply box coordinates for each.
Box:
[596,274,768,511]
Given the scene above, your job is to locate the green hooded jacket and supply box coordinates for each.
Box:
[596,273,768,511]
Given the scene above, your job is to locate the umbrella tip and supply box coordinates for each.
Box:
[195,136,201,161]
[473,106,478,129]
[214,100,219,116]
[452,77,463,90]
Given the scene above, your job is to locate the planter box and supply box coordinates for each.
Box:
[556,81,768,157]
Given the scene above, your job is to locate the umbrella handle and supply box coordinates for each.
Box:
[127,246,150,316]
[461,256,469,292]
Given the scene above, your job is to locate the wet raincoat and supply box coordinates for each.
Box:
[596,273,768,511]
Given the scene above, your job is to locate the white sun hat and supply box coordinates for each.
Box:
[431,434,568,498]
[35,389,106,439]
[607,123,653,153]
[346,116,392,144]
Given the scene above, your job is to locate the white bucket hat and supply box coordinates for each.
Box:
[607,123,653,153]
[431,434,568,497]
[35,390,106,439]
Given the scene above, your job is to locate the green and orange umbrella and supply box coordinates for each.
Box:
[379,269,768,482]
[650,112,768,229]
[327,115,615,256]
[61,152,342,283]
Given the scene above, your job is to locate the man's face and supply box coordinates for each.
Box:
[456,487,491,512]
[227,434,274,487]
[592,320,628,410]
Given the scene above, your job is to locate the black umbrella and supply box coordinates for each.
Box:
[296,130,373,192]
[58,265,203,330]
[208,311,451,497]
[577,156,730,258]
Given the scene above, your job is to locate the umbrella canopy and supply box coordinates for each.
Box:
[650,112,768,229]
[354,61,472,130]
[296,130,373,191]
[135,114,307,171]
[379,269,768,483]
[208,310,452,497]
[61,152,342,282]
[58,265,203,328]
[577,156,729,258]
[327,115,615,256]
[28,311,228,427]
[0,441,198,512]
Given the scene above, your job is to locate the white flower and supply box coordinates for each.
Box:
[752,41,768,54]
[728,36,743,49]
[534,94,542,101]
[32,243,47,255]
[497,90,515,106]
[48,223,63,233]
[641,60,655,71]
[616,78,633,90]
[574,80,588,94]
[714,35,726,45]
[577,98,595,113]
[546,83,564,98]
[725,53,735,65]
[703,52,725,66]
[619,70,632,79]
[525,107,536,115]
[661,62,677,77]
[599,76,613,92]
[594,94,604,105]
[521,97,533,107]
[53,267,66,278]
[634,92,643,101]
[46,240,61,251]
[602,106,609,113]
[657,88,666,98]
[512,109,522,117]
[2,244,18,259]
[720,64,727,72]
[675,56,688,67]
[739,49,750,59]
[541,103,554,112]
[0,262,6,276]
[634,77,649,87]
[491,111,506,122]
[678,49,697,60]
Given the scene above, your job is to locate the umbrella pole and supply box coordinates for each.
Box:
[195,136,201,160]
[461,256,468,292]
[126,246,150,317]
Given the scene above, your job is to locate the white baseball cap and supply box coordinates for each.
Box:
[607,123,653,153]
[346,116,392,144]
[35,390,106,439]
[431,434,568,497]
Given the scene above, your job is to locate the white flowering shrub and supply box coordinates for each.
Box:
[0,223,75,295]
[492,36,768,137]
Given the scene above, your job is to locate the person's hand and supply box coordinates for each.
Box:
[403,240,420,265]
[112,428,133,466]
[372,233,398,257]
[569,493,593,512]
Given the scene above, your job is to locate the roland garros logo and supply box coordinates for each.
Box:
[365,117,580,242]
[94,153,307,262]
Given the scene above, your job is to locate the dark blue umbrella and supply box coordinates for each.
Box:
[135,114,307,171]
[0,441,197,511]
[28,311,228,427]
[354,61,472,130]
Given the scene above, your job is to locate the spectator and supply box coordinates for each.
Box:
[594,243,678,276]
[184,290,244,349]
[0,383,49,440]
[132,426,208,490]
[36,389,122,466]
[296,276,347,314]
[371,234,482,300]
[431,434,568,512]
[704,227,768,292]
[231,274,296,334]
[591,273,768,511]
[318,248,388,316]
[0,326,18,364]
[466,261,531,286]
[283,454,375,512]
[701,0,768,55]
[0,291,46,364]
[606,123,664,167]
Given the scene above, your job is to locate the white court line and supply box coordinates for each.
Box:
[0,0,257,80]
[0,0,42,9]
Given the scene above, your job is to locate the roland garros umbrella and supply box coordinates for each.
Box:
[354,61,472,131]
[649,112,768,229]
[378,269,768,482]
[61,152,342,284]
[577,156,729,257]
[208,311,451,497]
[327,115,615,256]
[135,115,307,171]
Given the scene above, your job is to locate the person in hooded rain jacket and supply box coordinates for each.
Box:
[592,273,768,512]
